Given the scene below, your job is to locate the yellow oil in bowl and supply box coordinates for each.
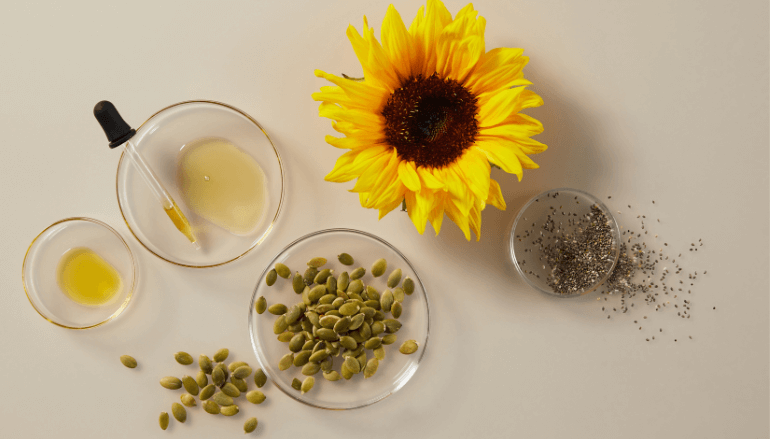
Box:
[56,247,123,306]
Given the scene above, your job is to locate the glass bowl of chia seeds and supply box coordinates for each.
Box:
[509,188,621,298]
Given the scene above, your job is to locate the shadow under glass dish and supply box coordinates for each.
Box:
[116,100,284,268]
[248,229,430,410]
[508,188,621,297]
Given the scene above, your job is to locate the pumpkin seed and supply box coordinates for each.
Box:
[291,271,304,294]
[374,346,386,360]
[350,267,366,280]
[347,292,363,302]
[211,365,226,386]
[268,303,287,315]
[203,400,220,415]
[309,350,330,363]
[278,331,295,342]
[364,299,381,310]
[181,375,199,395]
[337,273,350,293]
[119,355,137,369]
[383,319,402,333]
[380,290,394,313]
[319,294,336,305]
[372,310,385,321]
[213,348,229,363]
[360,306,376,319]
[302,286,312,305]
[308,285,326,303]
[364,357,379,378]
[312,341,326,354]
[246,390,266,404]
[200,384,216,401]
[339,336,358,350]
[275,263,291,278]
[233,366,252,379]
[343,356,361,374]
[323,370,341,381]
[391,301,403,318]
[291,378,302,390]
[326,275,337,294]
[341,364,354,380]
[339,302,360,316]
[293,350,312,367]
[371,321,385,336]
[181,393,196,407]
[159,412,169,430]
[403,277,415,295]
[278,353,294,371]
[301,340,315,351]
[336,289,349,300]
[338,253,354,265]
[317,328,338,341]
[371,258,387,277]
[357,352,368,370]
[255,296,267,314]
[305,311,320,328]
[254,369,267,388]
[273,315,288,334]
[393,288,405,304]
[287,323,302,334]
[198,355,213,374]
[333,316,352,333]
[349,313,365,330]
[212,392,234,406]
[399,340,418,354]
[221,405,239,416]
[222,382,240,397]
[350,331,366,343]
[387,268,402,288]
[285,305,302,324]
[320,355,333,372]
[244,417,258,433]
[174,351,194,365]
[319,315,340,328]
[382,333,398,345]
[301,376,315,394]
[289,333,305,352]
[332,297,345,309]
[303,267,318,285]
[314,304,334,314]
[266,268,278,286]
[231,377,248,392]
[347,279,364,295]
[172,403,186,423]
[307,257,327,268]
[314,268,332,284]
[301,362,321,376]
[364,337,382,350]
[228,361,248,372]
[160,376,182,390]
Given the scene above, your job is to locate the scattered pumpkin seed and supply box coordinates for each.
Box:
[159,412,169,430]
[291,378,302,390]
[199,354,213,374]
[293,350,312,367]
[387,268,402,288]
[326,275,337,294]
[174,351,194,365]
[119,355,137,369]
[337,273,350,293]
[289,333,306,352]
[307,257,327,268]
[403,277,415,295]
[171,403,186,423]
[212,392,234,406]
[306,311,320,328]
[357,352,368,370]
[301,376,315,394]
[382,333,398,345]
[213,348,229,363]
[349,313,365,330]
[383,319,402,333]
[160,376,182,390]
[309,350,330,363]
[268,303,288,315]
[273,315,288,334]
[393,287,405,303]
[371,258,387,277]
[371,321,385,336]
[304,267,318,285]
[323,370,341,381]
[341,364,354,380]
[343,357,361,374]
[391,301,403,318]
[278,353,294,371]
[255,296,267,314]
[347,279,364,295]
[277,331,295,342]
[203,400,220,415]
[182,375,199,395]
[314,268,332,284]
[319,294,336,305]
[212,367,225,386]
[222,382,240,397]
[317,328,338,341]
[245,389,266,404]
[200,384,216,401]
[338,253,354,265]
[233,366,252,379]
[275,263,291,278]
[364,357,379,378]
[374,346,386,360]
[308,285,327,303]
[231,377,248,393]
[244,417,258,433]
[339,302,360,316]
[301,362,321,376]
[181,393,196,407]
[400,340,418,354]
[254,369,267,388]
[380,290,394,313]
[221,405,239,416]
[291,271,304,294]
[333,317,352,333]
[350,267,366,280]
[364,337,382,350]
[266,268,278,286]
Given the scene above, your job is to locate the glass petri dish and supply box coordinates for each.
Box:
[22,217,137,329]
[116,100,284,268]
[248,229,429,410]
[508,188,621,297]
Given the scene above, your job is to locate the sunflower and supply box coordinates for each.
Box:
[312,0,546,240]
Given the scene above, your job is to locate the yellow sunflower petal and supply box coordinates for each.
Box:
[318,102,384,133]
[397,161,421,191]
[324,145,389,182]
[472,141,523,180]
[465,48,529,96]
[417,166,444,190]
[444,197,471,240]
[428,192,446,235]
[452,149,491,201]
[486,179,506,210]
[314,69,388,110]
[378,195,405,220]
[350,150,395,192]
[476,86,529,127]
[381,5,416,81]
[468,204,482,241]
[409,0,453,76]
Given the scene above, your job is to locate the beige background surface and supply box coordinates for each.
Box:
[1,0,768,437]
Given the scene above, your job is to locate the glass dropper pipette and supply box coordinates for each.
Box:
[94,101,200,250]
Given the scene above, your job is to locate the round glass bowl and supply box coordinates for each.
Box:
[117,100,284,268]
[509,188,621,297]
[22,218,137,329]
[249,229,429,410]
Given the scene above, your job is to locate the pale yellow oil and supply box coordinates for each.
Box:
[164,199,198,245]
[178,138,266,235]
[56,247,122,306]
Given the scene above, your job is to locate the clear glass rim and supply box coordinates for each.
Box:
[248,228,430,410]
[115,100,285,269]
[509,188,621,298]
[21,217,137,329]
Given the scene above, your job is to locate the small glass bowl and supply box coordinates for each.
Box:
[509,188,621,298]
[248,229,429,410]
[116,100,284,268]
[22,218,137,329]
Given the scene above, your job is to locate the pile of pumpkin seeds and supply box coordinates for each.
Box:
[135,348,266,433]
[258,253,420,393]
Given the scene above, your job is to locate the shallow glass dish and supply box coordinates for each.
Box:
[22,218,137,329]
[509,188,621,297]
[248,229,429,410]
[116,100,284,268]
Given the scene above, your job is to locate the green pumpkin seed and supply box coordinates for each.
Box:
[336,290,349,301]
[254,369,267,388]
[198,354,213,374]
[357,352,368,370]
[305,311,320,328]
[343,356,361,374]
[293,350,311,367]
[365,316,374,326]
[212,364,226,385]
[288,333,304,352]
[331,297,345,309]
[349,313,365,330]
[341,364,354,380]
[364,337,382,350]
[371,321,385,336]
[339,302,360,316]
[288,322,302,333]
[277,331,295,343]
[364,358,379,378]
[119,355,137,369]
[268,303,287,315]
[290,271,304,294]
[320,355,333,371]
[403,277,415,295]
[314,268,332,284]
[347,279,364,295]
[233,366,252,379]
[360,306,376,319]
[399,340,418,354]
[362,300,378,312]
[372,310,385,321]
[383,319,402,333]
[278,353,294,371]
[317,328,338,341]
[325,309,343,317]
[350,331,366,343]
[222,382,240,397]
[307,257,327,268]
[200,384,216,400]
[338,253,354,265]
[380,290,394,313]
[337,272,350,292]
[273,315,288,334]
[285,305,302,324]
[213,348,229,363]
[255,296,267,314]
[333,316,352,333]
[181,375,199,395]
[301,286,311,305]
[244,417,258,433]
[374,346,386,360]
[326,275,337,294]
[350,267,366,280]
[291,378,302,390]
[301,376,315,394]
[221,405,239,416]
[393,288,405,303]
[309,350,330,363]
[203,400,220,415]
[301,362,321,376]
[227,361,247,372]
[301,340,315,351]
[304,267,318,286]
[172,403,186,423]
[312,341,326,354]
[319,294,336,305]
[308,285,327,303]
[319,315,340,328]
[323,370,341,381]
[391,301,403,318]
[174,351,194,365]
[382,333,398,345]
[246,390,266,404]
[371,258,387,277]
[266,268,278,286]
[212,392,234,406]
[160,376,182,390]
[314,304,335,314]
[339,336,357,350]
[181,393,196,407]
[387,268,402,288]
[231,377,248,392]
[159,412,169,430]
[275,263,291,278]
[347,292,363,302]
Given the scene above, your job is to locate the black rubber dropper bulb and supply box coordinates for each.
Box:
[94,101,136,148]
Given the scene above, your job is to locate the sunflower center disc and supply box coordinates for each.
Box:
[382,73,478,169]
